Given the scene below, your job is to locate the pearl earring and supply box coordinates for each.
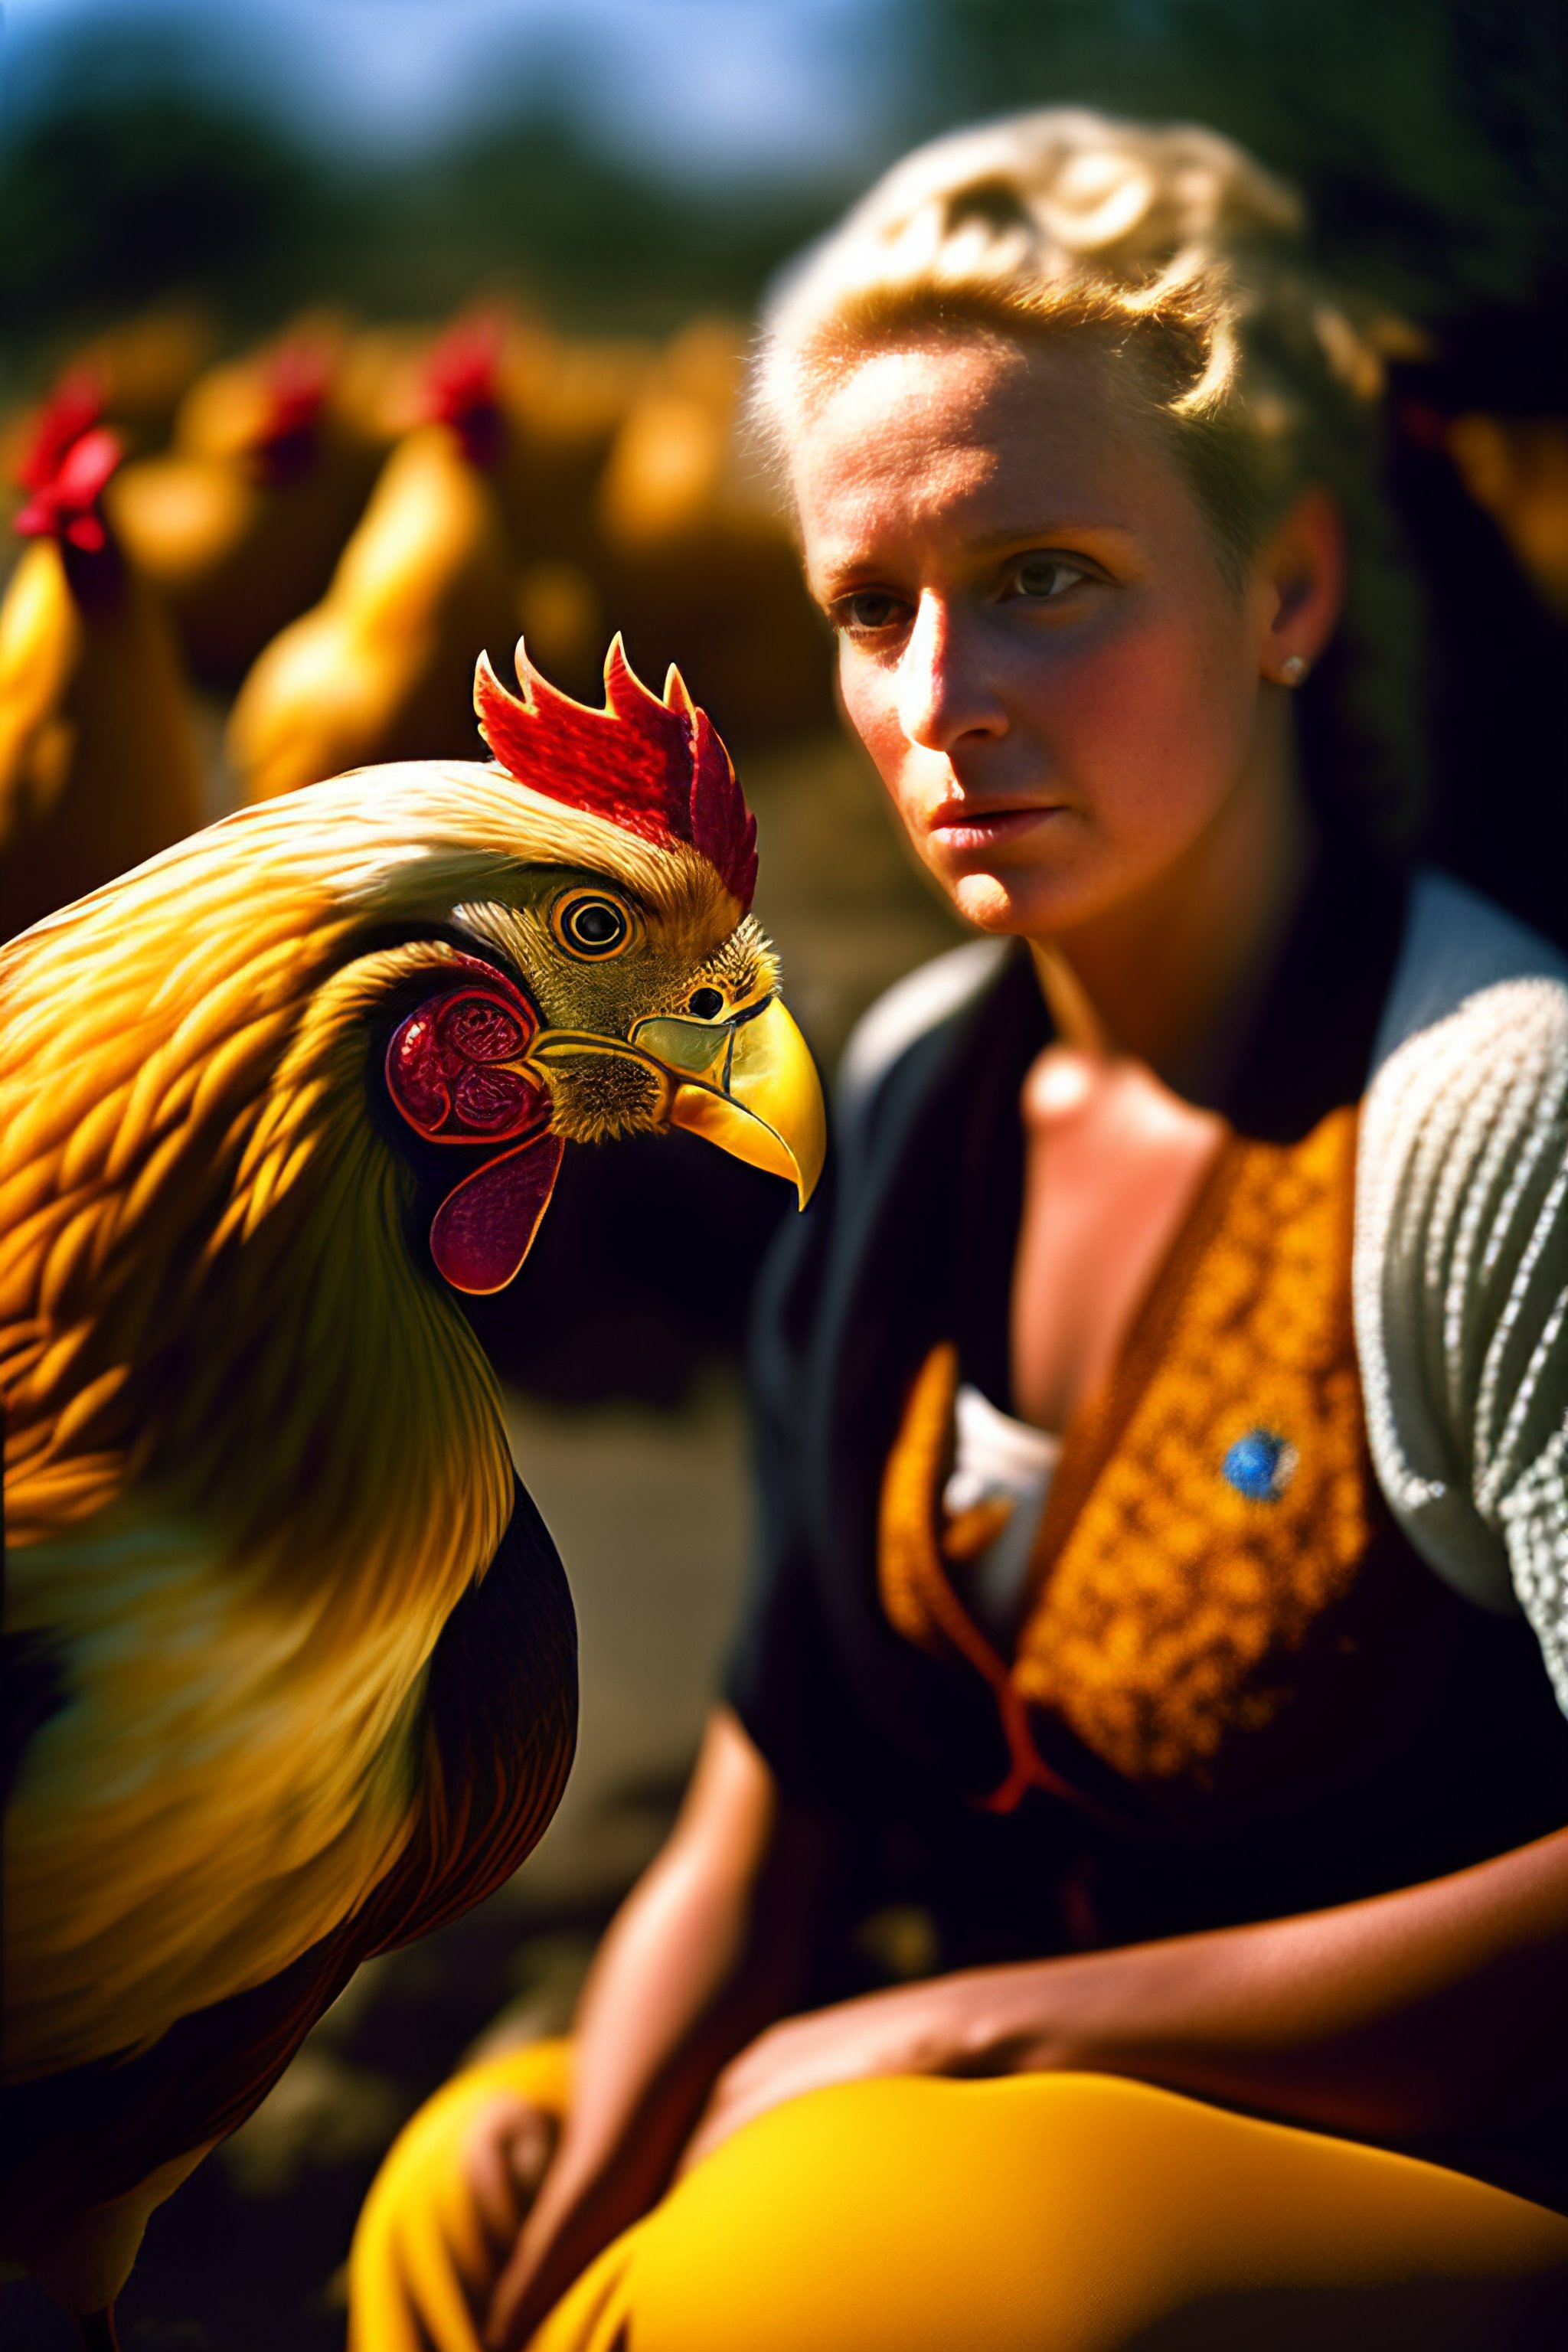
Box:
[1279,653,1309,686]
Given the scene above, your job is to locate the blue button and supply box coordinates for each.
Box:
[1222,1429,1296,1502]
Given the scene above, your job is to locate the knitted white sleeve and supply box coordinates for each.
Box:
[1354,976,1568,1713]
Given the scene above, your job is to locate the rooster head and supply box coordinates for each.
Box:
[380,634,823,1292]
[0,633,824,1557]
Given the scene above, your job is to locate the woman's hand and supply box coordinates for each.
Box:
[463,2094,560,2280]
[681,1820,1568,2190]
[348,2062,560,2352]
[478,1710,831,2349]
[488,1973,1017,2335]
[680,1975,998,2175]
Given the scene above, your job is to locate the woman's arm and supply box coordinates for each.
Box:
[685,1822,1568,2168]
[485,1705,831,2348]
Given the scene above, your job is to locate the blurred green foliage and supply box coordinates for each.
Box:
[342,119,841,330]
[907,0,1567,326]
[2,77,319,336]
[2,1,1563,387]
[0,19,846,375]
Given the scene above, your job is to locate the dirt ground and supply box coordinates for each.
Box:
[3,727,963,2350]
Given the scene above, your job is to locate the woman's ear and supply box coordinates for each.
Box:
[1255,484,1346,685]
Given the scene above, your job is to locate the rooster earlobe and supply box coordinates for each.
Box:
[385,967,547,1144]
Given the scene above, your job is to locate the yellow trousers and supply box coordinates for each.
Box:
[349,2040,1568,2350]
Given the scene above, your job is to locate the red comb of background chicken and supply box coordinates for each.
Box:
[15,377,123,551]
[423,316,504,470]
[254,342,333,484]
[475,635,758,910]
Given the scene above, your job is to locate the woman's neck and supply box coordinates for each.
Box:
[1031,742,1315,1103]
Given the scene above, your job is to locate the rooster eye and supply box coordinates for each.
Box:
[688,987,725,1020]
[553,892,631,959]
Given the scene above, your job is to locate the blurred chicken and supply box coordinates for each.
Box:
[501,328,652,554]
[54,305,219,452]
[228,321,517,800]
[0,384,204,943]
[596,316,833,741]
[108,325,381,682]
[335,309,648,564]
[329,309,650,701]
[329,321,458,469]
[0,636,825,2343]
[495,323,652,681]
[1446,411,1568,619]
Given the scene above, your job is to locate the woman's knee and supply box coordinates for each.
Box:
[528,2072,1568,2352]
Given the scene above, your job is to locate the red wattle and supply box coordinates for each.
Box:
[430,1133,565,1294]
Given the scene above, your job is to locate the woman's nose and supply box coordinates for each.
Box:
[895,593,1008,752]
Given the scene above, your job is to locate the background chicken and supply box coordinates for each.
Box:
[107,325,381,684]
[227,322,518,801]
[495,319,653,696]
[0,636,824,2343]
[0,385,205,944]
[38,308,218,459]
[594,317,834,740]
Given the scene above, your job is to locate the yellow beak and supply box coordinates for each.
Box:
[630,996,825,1207]
[523,995,826,1207]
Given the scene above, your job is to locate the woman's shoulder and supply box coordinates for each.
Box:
[1359,874,1568,1315]
[1369,871,1568,1077]
[1360,875,1568,1307]
[1355,872,1568,1702]
[836,938,1014,1137]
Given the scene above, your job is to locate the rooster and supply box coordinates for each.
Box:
[52,306,219,454]
[108,328,381,684]
[0,385,204,944]
[227,322,517,802]
[0,637,824,2344]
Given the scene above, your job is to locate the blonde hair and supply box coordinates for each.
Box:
[753,110,1427,841]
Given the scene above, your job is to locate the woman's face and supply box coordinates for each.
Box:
[791,333,1292,940]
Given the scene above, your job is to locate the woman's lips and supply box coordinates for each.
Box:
[927,802,1065,850]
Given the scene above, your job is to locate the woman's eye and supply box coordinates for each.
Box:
[1008,554,1087,601]
[831,588,908,636]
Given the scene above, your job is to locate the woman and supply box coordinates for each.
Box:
[352,113,1568,2349]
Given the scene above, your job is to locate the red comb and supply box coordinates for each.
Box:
[475,635,757,909]
[262,343,331,439]
[253,341,332,485]
[15,377,122,550]
[424,317,504,469]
